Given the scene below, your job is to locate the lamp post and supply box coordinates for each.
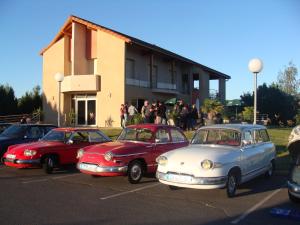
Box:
[248,58,263,124]
[54,73,64,127]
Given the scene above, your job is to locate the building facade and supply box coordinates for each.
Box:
[41,15,230,127]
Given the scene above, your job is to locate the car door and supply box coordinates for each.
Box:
[153,128,174,162]
[61,131,91,164]
[258,129,274,167]
[240,129,262,178]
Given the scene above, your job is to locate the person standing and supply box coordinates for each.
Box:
[124,102,129,126]
[190,104,198,130]
[141,100,151,123]
[120,104,126,128]
[128,103,138,123]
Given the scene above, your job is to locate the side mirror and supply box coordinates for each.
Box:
[67,139,74,145]
[155,138,161,143]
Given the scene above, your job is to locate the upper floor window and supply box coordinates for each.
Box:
[182,74,190,94]
[125,58,135,79]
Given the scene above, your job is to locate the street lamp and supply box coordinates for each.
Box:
[54,72,64,127]
[248,58,263,124]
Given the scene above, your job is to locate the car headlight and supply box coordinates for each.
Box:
[104,151,114,161]
[24,149,37,157]
[201,159,213,170]
[156,156,168,166]
[77,149,85,159]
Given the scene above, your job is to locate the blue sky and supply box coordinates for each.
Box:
[0,0,299,99]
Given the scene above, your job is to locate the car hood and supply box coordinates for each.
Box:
[163,144,240,163]
[83,140,152,155]
[6,141,64,154]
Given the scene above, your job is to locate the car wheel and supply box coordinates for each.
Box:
[288,191,300,203]
[43,156,55,174]
[265,161,275,178]
[226,172,238,198]
[128,160,143,184]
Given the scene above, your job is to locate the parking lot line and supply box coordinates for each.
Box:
[230,188,282,224]
[100,183,160,200]
[22,178,48,184]
[51,174,80,180]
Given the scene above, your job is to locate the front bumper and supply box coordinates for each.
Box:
[156,171,227,189]
[3,157,41,164]
[287,180,300,198]
[78,162,128,174]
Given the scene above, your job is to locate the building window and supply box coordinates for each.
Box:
[125,58,135,79]
[182,74,190,94]
[148,65,158,88]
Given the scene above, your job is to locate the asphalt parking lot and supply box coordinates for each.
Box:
[0,164,299,225]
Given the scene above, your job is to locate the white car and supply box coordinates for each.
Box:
[156,124,276,197]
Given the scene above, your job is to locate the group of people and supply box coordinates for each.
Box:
[120,99,203,131]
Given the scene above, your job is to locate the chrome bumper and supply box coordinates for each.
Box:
[288,181,300,197]
[78,162,128,173]
[156,171,227,185]
[3,158,41,164]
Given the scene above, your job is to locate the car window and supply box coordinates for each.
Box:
[244,131,253,144]
[44,126,55,135]
[117,128,153,142]
[156,129,170,143]
[259,129,270,142]
[26,126,43,139]
[253,130,263,143]
[88,131,108,143]
[170,129,186,142]
[71,131,89,143]
[1,125,27,137]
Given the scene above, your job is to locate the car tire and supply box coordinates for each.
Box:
[43,156,55,174]
[226,172,238,198]
[288,191,300,203]
[265,160,275,178]
[128,160,143,184]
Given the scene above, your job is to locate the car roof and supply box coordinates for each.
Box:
[53,127,101,132]
[127,124,179,132]
[199,123,266,132]
[10,124,57,127]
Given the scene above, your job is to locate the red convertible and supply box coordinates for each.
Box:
[3,128,111,174]
[77,124,189,183]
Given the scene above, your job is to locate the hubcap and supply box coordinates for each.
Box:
[48,158,53,167]
[131,164,141,180]
[228,175,236,193]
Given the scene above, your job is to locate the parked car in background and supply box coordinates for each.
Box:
[77,124,189,183]
[287,125,300,202]
[0,123,12,134]
[0,124,56,158]
[156,124,276,197]
[3,128,111,174]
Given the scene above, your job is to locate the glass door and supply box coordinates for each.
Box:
[74,95,96,126]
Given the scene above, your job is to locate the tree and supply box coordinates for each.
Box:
[240,83,297,124]
[242,107,254,122]
[0,84,18,115]
[240,92,253,107]
[277,61,299,95]
[18,85,43,114]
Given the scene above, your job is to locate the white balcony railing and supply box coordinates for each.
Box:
[61,74,100,93]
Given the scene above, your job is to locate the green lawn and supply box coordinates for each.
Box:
[101,127,292,172]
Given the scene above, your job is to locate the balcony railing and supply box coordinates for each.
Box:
[61,74,100,93]
[126,78,150,88]
[156,82,176,90]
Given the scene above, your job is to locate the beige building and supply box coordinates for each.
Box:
[41,15,230,127]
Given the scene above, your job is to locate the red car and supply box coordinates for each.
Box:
[77,124,189,183]
[3,128,111,174]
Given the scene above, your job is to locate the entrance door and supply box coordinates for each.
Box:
[74,95,96,126]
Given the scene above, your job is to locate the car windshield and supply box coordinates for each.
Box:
[0,125,27,137]
[41,130,71,142]
[291,165,300,184]
[191,129,241,146]
[117,128,153,142]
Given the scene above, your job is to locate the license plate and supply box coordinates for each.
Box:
[166,174,193,184]
[79,163,97,172]
[6,154,16,159]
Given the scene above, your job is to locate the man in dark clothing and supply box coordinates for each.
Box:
[141,100,151,123]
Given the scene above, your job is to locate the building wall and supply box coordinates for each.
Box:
[42,37,68,125]
[96,29,126,127]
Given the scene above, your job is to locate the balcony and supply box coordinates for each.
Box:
[152,82,178,94]
[126,78,150,88]
[61,74,100,93]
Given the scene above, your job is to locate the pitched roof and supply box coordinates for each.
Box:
[40,15,230,79]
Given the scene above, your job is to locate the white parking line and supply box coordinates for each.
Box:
[100,183,160,200]
[22,178,48,184]
[230,188,282,224]
[52,174,80,180]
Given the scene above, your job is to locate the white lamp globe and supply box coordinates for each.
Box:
[248,58,263,73]
[54,72,64,82]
